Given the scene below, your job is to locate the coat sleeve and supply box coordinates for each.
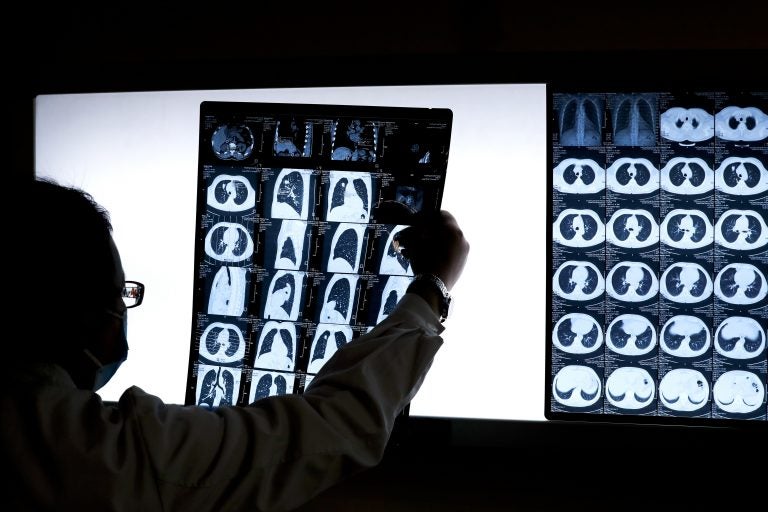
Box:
[124,293,444,512]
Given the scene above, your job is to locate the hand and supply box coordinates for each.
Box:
[377,201,469,291]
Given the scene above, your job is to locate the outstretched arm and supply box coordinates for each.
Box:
[126,209,469,511]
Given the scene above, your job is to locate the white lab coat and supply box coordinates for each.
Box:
[2,294,443,511]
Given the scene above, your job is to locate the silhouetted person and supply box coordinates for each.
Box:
[2,177,469,511]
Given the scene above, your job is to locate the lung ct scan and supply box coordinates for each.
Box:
[549,89,768,425]
[185,102,452,406]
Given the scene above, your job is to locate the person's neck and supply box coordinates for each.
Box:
[58,351,97,390]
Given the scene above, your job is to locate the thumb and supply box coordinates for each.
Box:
[374,199,419,226]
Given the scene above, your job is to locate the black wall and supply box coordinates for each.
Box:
[296,417,764,510]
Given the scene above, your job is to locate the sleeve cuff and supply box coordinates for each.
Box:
[388,292,445,335]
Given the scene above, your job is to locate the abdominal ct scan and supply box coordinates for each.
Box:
[605,367,655,410]
[713,370,765,414]
[550,89,768,424]
[659,368,710,412]
[553,365,602,408]
[211,123,255,161]
[186,102,453,405]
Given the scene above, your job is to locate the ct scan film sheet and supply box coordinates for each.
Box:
[185,101,452,407]
[547,90,768,425]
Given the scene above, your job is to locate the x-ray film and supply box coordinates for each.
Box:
[186,102,452,405]
[195,364,243,408]
[248,369,296,402]
[307,323,353,375]
[549,89,767,425]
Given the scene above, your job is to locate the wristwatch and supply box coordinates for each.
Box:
[410,273,453,322]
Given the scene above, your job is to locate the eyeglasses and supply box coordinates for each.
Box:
[122,281,145,308]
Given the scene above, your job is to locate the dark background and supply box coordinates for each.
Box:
[13,3,767,509]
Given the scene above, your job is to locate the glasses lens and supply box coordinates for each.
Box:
[122,281,144,308]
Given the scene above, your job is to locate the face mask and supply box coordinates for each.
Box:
[83,309,129,391]
[83,350,126,391]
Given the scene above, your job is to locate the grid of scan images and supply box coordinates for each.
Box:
[185,101,452,407]
[549,90,768,423]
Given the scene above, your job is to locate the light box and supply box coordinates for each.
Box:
[35,84,548,422]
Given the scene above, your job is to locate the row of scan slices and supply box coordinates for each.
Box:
[549,91,767,421]
[189,106,452,408]
[551,312,766,419]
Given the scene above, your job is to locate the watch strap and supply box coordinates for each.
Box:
[410,273,452,322]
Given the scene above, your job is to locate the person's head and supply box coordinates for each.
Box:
[18,177,130,390]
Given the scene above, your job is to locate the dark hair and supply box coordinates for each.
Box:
[15,177,116,357]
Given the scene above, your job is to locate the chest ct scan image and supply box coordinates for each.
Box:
[550,90,767,423]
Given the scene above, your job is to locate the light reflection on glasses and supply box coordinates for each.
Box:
[122,281,145,308]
